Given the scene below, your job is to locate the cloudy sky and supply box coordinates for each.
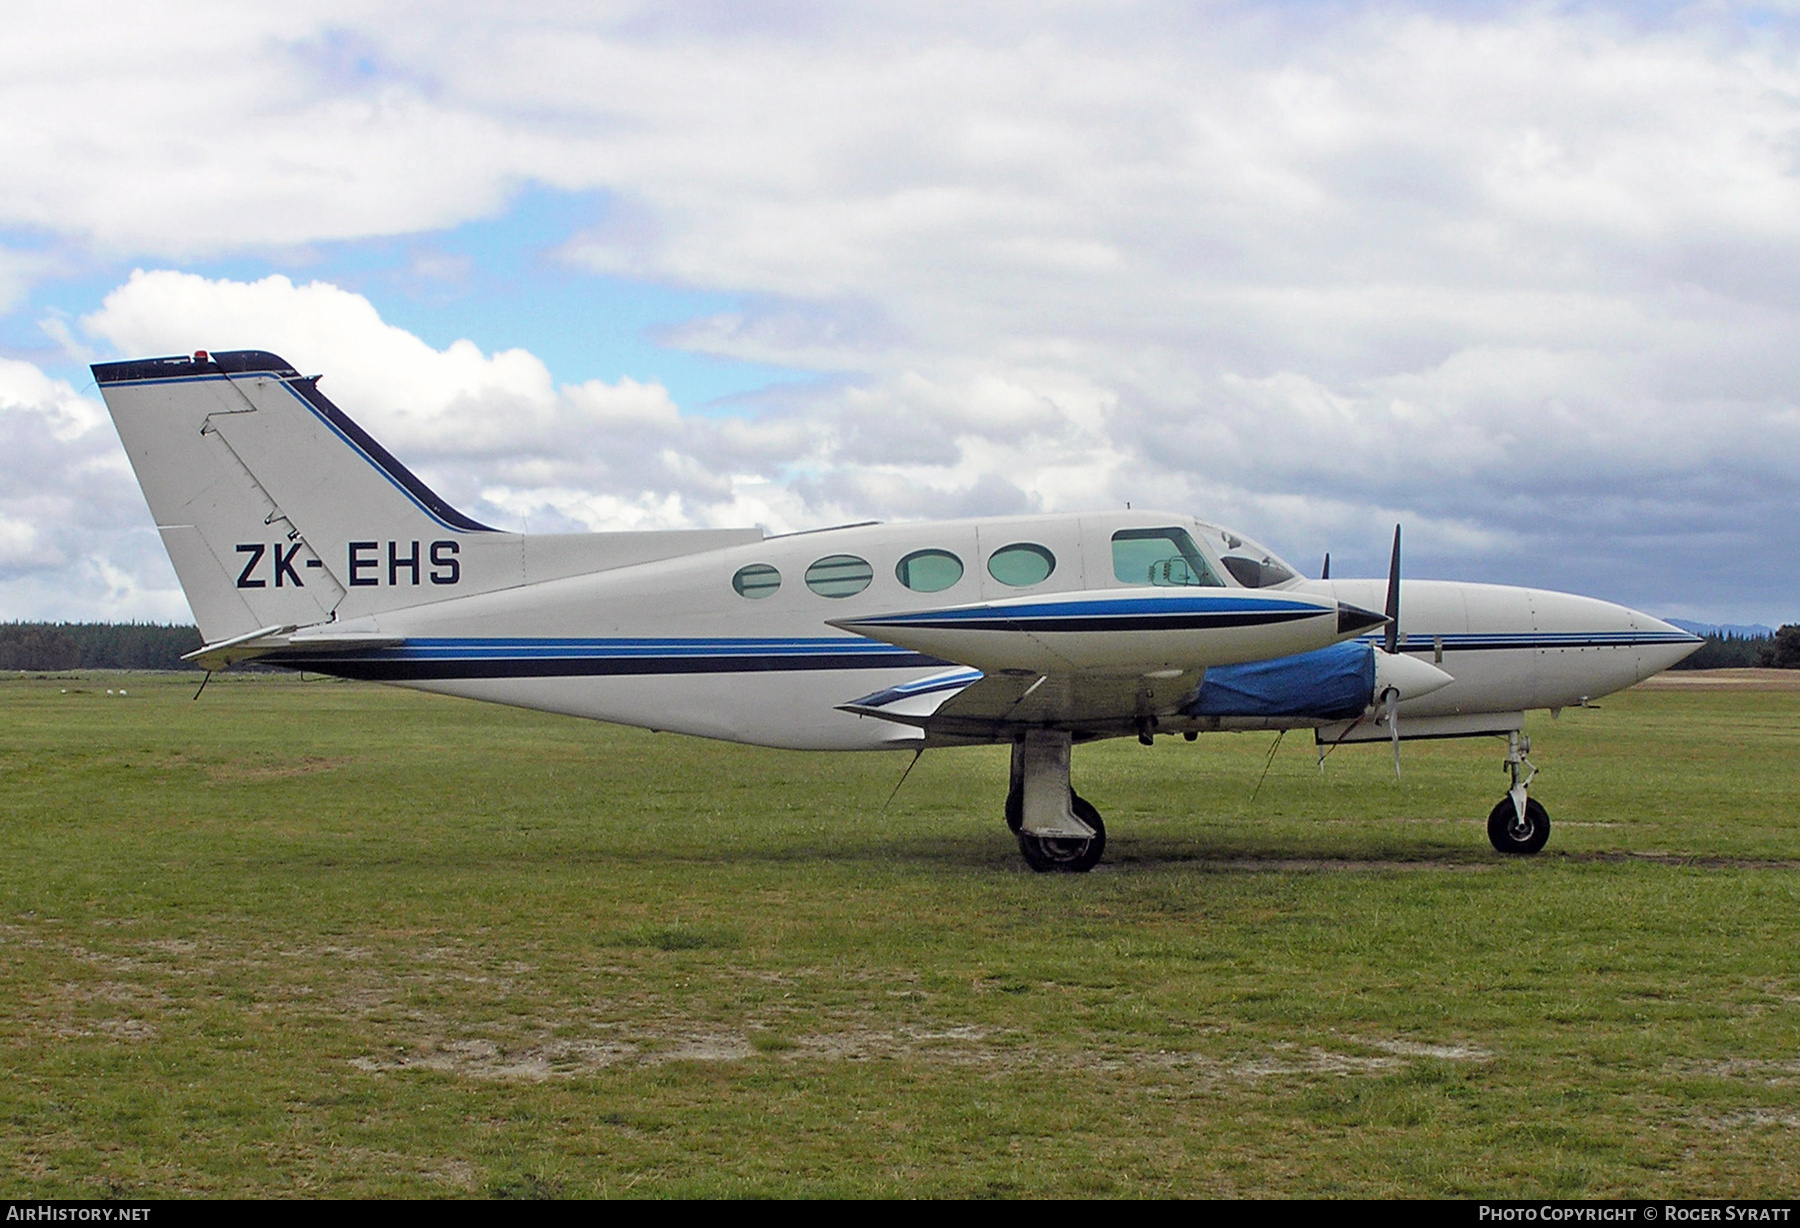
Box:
[3,1,1798,626]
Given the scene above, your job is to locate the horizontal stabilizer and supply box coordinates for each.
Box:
[184,625,405,671]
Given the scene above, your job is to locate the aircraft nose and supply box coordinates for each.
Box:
[1336,602,1388,636]
[1629,610,1705,678]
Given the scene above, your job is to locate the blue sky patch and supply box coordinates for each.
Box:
[7,185,816,412]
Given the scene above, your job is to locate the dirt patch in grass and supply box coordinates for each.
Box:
[200,755,351,782]
[346,1021,1494,1085]
[1354,1036,1494,1061]
[351,1037,645,1079]
[1703,1110,1800,1129]
[784,1023,996,1064]
[1671,1057,1800,1082]
[351,1027,755,1079]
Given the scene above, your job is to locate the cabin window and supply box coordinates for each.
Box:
[987,542,1056,587]
[805,554,874,598]
[732,563,781,599]
[896,549,964,593]
[1111,528,1224,587]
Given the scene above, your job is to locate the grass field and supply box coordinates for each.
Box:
[2,669,1798,1198]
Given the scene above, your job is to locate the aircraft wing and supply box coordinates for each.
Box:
[830,584,1390,743]
[839,666,1200,745]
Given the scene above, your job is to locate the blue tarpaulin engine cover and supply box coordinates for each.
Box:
[1185,641,1376,721]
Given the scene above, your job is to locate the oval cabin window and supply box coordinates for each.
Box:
[805,554,874,598]
[895,549,964,593]
[986,543,1056,587]
[732,563,782,599]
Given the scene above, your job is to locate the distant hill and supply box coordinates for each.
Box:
[1668,619,1777,638]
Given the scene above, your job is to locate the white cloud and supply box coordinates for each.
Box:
[69,271,1138,544]
[5,5,1800,619]
[0,358,189,621]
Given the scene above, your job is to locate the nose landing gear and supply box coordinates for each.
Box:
[1487,730,1550,855]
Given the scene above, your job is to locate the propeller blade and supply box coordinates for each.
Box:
[1383,524,1401,655]
[1320,551,1330,581]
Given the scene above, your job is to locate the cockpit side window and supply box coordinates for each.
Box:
[1111,528,1224,588]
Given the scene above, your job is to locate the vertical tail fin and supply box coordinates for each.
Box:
[95,350,498,643]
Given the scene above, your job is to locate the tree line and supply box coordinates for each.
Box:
[1672,627,1800,670]
[4,620,1799,672]
[0,622,204,671]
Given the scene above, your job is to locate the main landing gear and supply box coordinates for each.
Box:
[1005,730,1106,873]
[1487,730,1550,855]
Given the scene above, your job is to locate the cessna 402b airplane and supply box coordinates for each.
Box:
[94,349,1703,872]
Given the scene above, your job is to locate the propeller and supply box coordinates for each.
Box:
[1383,524,1401,657]
[1380,524,1402,776]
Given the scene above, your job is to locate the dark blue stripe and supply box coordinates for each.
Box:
[367,636,908,659]
[867,595,1324,624]
[860,610,1323,633]
[269,648,946,681]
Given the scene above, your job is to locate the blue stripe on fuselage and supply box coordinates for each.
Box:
[267,636,949,681]
[264,628,1698,683]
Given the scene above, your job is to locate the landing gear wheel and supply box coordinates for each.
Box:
[1014,794,1106,873]
[1487,796,1550,855]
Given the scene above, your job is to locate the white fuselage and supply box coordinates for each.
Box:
[301,510,1696,751]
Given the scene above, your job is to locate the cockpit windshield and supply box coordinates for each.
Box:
[1201,524,1299,588]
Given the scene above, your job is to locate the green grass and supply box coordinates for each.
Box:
[2,670,1797,1197]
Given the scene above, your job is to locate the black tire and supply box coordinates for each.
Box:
[1016,794,1106,873]
[1487,796,1550,855]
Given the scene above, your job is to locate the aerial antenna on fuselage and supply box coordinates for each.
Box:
[1320,552,1330,580]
